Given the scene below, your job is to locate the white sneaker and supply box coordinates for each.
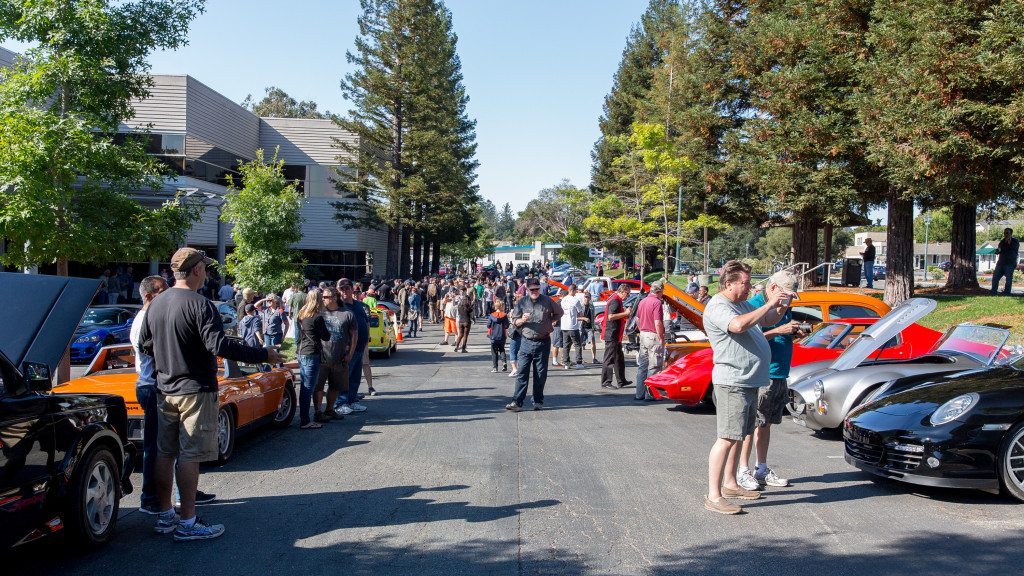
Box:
[754,467,789,487]
[552,358,561,366]
[348,402,368,412]
[338,404,354,415]
[508,370,517,378]
[575,363,586,369]
[737,469,761,491]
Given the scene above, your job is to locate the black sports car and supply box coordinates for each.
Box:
[844,355,1024,500]
[0,273,135,549]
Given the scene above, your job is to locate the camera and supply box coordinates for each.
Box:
[797,322,813,333]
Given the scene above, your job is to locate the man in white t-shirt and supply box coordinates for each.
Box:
[559,284,585,369]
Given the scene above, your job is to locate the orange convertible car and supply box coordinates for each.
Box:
[57,341,297,463]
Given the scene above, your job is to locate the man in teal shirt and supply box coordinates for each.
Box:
[738,271,806,491]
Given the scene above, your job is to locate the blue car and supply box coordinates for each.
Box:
[70,305,141,363]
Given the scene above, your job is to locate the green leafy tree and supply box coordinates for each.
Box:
[241,86,330,119]
[587,122,721,274]
[334,0,477,278]
[860,0,1024,293]
[591,0,680,195]
[0,0,204,275]
[731,0,881,287]
[221,149,305,293]
[913,209,953,244]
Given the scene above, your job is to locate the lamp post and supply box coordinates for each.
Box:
[923,213,932,282]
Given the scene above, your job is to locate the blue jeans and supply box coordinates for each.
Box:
[513,337,550,407]
[265,333,282,346]
[509,333,522,363]
[135,384,159,508]
[991,264,1016,295]
[864,261,874,289]
[336,348,365,407]
[297,355,321,425]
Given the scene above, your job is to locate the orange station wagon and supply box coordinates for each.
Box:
[57,340,297,463]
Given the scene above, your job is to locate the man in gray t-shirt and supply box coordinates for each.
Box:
[701,260,790,515]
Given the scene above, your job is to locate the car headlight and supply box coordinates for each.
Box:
[812,380,824,400]
[929,393,979,426]
[75,334,101,343]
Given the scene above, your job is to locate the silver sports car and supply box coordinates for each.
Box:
[787,298,1014,431]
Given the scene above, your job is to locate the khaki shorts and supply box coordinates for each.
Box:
[156,391,219,463]
[756,378,789,427]
[317,361,349,393]
[714,384,759,441]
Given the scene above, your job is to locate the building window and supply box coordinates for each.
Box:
[515,253,530,261]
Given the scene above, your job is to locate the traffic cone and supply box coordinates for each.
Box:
[395,321,404,343]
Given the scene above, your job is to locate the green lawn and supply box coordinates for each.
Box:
[914,295,1024,345]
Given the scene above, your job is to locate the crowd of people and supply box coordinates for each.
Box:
[127,246,834,546]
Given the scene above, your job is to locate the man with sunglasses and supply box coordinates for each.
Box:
[506,277,563,411]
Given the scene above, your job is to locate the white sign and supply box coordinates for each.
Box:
[589,248,604,258]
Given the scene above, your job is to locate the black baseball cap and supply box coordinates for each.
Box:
[338,279,354,289]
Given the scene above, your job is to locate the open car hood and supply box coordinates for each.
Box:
[0,272,100,374]
[662,280,705,332]
[828,297,936,371]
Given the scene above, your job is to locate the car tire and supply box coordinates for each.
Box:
[65,443,120,549]
[999,421,1024,502]
[272,382,297,428]
[217,407,236,463]
[385,344,392,359]
[704,384,717,411]
[102,335,114,346]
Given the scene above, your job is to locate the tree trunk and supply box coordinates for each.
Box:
[823,224,833,263]
[400,223,412,279]
[945,202,980,289]
[412,228,422,280]
[385,224,400,279]
[884,186,914,306]
[432,241,441,275]
[792,216,818,288]
[422,239,432,277]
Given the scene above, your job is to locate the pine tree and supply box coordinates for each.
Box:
[729,0,882,287]
[860,0,1024,292]
[334,0,477,278]
[591,0,680,196]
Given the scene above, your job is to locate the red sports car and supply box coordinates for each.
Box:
[645,319,943,406]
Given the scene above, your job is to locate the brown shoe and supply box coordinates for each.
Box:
[721,486,761,500]
[704,495,741,515]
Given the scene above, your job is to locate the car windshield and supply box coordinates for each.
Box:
[799,323,868,349]
[930,324,1009,365]
[80,309,123,327]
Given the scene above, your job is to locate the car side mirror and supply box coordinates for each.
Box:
[22,361,52,392]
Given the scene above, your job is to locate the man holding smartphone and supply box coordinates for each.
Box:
[701,261,790,515]
[736,271,806,492]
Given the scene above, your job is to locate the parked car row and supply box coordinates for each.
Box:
[1,273,401,551]
[641,287,1024,502]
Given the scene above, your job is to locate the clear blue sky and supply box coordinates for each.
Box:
[148,0,653,213]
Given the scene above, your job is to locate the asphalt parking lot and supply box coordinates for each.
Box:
[18,324,1024,575]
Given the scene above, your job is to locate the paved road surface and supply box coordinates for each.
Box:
[17,321,1024,575]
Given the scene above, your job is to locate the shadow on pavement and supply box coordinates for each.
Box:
[646,532,1023,576]
[9,487,563,576]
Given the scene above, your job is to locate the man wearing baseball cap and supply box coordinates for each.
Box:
[139,247,282,541]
